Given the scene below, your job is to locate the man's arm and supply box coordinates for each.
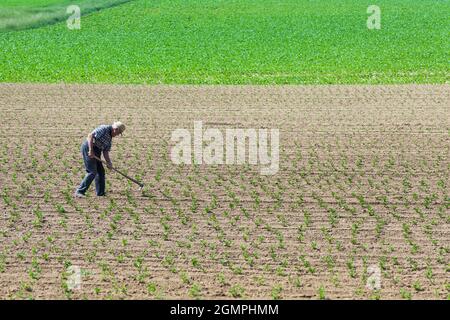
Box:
[87,133,95,158]
[103,151,113,169]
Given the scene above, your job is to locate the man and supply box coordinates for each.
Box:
[75,122,125,197]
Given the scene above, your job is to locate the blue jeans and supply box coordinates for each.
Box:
[76,140,105,196]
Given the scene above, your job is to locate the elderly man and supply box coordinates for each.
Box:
[75,122,125,197]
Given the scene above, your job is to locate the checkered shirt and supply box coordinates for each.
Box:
[92,125,112,152]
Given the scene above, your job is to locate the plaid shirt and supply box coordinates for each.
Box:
[92,125,112,152]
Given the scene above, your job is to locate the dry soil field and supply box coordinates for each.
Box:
[0,84,448,299]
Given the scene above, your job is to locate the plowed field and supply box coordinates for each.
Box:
[0,84,448,299]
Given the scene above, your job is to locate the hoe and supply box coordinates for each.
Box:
[93,156,144,190]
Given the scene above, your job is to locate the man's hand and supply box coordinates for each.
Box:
[106,161,113,170]
[88,149,95,158]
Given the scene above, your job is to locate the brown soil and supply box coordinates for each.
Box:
[0,84,448,300]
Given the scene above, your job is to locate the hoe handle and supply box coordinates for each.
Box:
[93,156,144,188]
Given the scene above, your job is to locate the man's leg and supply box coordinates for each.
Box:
[76,143,98,195]
[95,161,106,196]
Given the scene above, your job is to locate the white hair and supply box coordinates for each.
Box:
[112,121,125,134]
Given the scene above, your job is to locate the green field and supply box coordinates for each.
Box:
[0,0,131,31]
[0,0,448,84]
[1,0,65,6]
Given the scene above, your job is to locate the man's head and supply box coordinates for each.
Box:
[112,121,125,137]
